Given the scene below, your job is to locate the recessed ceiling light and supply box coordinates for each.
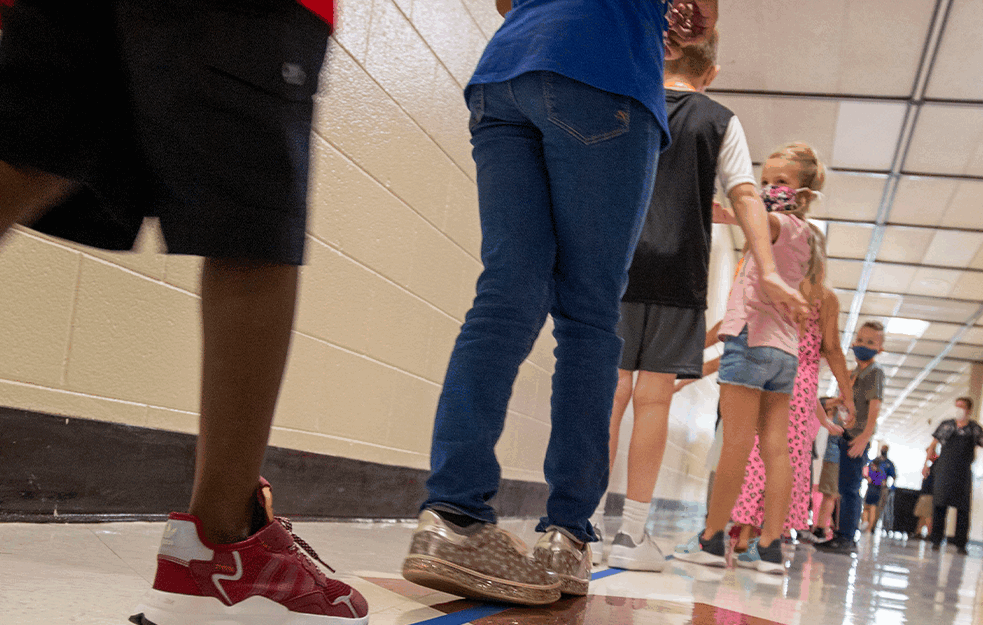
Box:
[916,278,950,289]
[885,317,930,337]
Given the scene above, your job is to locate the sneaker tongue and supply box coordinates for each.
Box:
[249,478,275,534]
[258,484,275,524]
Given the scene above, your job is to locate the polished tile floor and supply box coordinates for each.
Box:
[1,511,981,625]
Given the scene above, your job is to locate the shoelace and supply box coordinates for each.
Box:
[276,516,336,574]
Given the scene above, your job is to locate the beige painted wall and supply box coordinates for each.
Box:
[0,0,735,505]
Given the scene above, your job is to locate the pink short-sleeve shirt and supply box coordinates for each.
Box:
[719,213,811,356]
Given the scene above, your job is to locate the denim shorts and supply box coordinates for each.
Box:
[718,326,798,394]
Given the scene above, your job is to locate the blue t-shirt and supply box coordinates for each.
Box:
[468,0,672,150]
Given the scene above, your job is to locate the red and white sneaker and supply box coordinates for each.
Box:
[130,483,368,625]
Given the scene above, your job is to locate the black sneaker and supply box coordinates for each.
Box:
[814,536,855,554]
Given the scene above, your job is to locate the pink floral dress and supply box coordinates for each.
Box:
[731,302,822,531]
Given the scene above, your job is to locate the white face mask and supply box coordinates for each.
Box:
[952,406,969,421]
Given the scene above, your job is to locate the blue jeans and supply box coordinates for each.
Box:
[836,437,870,542]
[423,71,663,542]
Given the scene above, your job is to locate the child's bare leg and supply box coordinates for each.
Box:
[624,371,676,502]
[188,258,298,544]
[609,369,635,469]
[758,390,792,546]
[0,161,80,237]
[704,383,762,539]
[818,494,836,530]
[736,524,753,551]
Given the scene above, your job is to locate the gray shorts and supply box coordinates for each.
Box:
[0,0,329,265]
[616,302,704,378]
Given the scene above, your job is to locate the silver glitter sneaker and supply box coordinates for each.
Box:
[532,527,592,596]
[402,510,561,606]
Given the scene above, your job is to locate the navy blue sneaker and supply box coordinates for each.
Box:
[814,535,855,554]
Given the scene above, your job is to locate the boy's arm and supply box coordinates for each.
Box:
[673,356,720,393]
[848,398,880,458]
[496,0,510,17]
[817,399,844,435]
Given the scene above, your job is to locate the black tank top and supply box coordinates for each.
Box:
[622,90,734,309]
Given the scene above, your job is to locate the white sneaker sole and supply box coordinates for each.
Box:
[131,589,368,625]
[672,551,726,567]
[608,548,668,572]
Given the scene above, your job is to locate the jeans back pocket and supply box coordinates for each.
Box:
[543,73,630,145]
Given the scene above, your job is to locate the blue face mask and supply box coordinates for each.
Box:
[852,345,877,362]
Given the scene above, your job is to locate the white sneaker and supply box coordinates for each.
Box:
[607,532,668,572]
[591,522,604,565]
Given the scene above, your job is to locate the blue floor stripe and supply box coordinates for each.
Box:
[590,567,625,580]
[411,604,510,625]
[410,569,625,625]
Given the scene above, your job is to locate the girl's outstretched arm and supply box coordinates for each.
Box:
[728,182,808,322]
[819,288,856,420]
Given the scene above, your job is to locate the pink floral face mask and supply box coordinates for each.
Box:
[760,184,803,212]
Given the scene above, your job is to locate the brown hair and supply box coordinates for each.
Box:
[861,320,885,333]
[664,29,719,78]
[956,396,974,412]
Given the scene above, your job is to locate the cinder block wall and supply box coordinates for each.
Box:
[0,0,734,509]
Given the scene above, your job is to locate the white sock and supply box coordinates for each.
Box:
[590,492,608,529]
[620,498,651,543]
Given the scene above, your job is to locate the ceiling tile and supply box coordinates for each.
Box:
[889,176,956,227]
[883,336,917,353]
[827,223,874,260]
[904,105,983,177]
[920,322,963,342]
[925,0,983,100]
[935,359,969,372]
[831,102,907,170]
[961,327,983,345]
[710,95,838,165]
[833,289,857,313]
[868,263,917,293]
[877,226,936,264]
[949,344,983,361]
[878,352,908,366]
[898,296,979,323]
[712,0,933,96]
[903,354,931,368]
[906,267,962,297]
[948,272,983,300]
[909,340,946,357]
[921,231,983,267]
[827,258,866,289]
[859,292,902,316]
[971,244,983,270]
[940,180,983,230]
[812,172,887,223]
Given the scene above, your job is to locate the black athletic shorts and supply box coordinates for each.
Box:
[617,301,705,378]
[0,0,329,264]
